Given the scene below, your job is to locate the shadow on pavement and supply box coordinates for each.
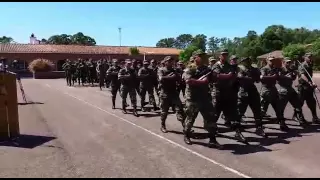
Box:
[0,134,56,149]
[18,101,44,105]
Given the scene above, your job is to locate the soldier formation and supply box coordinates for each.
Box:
[62,50,320,149]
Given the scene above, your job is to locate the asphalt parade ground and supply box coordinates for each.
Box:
[1,78,320,178]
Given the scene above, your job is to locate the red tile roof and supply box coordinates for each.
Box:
[0,44,182,55]
[257,50,284,59]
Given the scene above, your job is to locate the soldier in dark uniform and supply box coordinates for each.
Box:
[77,58,86,86]
[149,59,160,105]
[278,58,308,126]
[96,59,108,90]
[118,59,139,117]
[183,50,220,147]
[237,57,266,136]
[297,53,320,124]
[106,59,121,109]
[157,56,186,133]
[176,61,186,98]
[132,59,141,96]
[260,56,289,131]
[62,59,72,86]
[86,59,96,86]
[70,61,77,86]
[138,60,158,111]
[211,49,247,143]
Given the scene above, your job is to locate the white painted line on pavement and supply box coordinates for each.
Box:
[44,83,251,178]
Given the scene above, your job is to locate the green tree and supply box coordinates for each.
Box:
[179,45,199,63]
[174,34,193,49]
[0,36,14,43]
[282,44,306,60]
[156,38,176,48]
[129,47,140,55]
[191,34,207,52]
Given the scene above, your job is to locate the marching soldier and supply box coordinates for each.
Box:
[260,56,289,131]
[183,50,220,147]
[87,59,96,86]
[106,59,122,109]
[157,56,186,133]
[149,59,160,105]
[278,58,308,126]
[237,57,266,137]
[77,58,86,86]
[62,59,72,86]
[96,59,108,90]
[211,49,247,143]
[118,59,139,117]
[138,60,158,111]
[297,53,320,124]
[176,61,186,98]
[132,59,141,96]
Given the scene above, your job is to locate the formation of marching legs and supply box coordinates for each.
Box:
[62,50,320,148]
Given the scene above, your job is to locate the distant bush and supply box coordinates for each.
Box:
[28,58,54,73]
[129,47,140,55]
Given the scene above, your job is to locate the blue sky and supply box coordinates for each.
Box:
[0,2,319,46]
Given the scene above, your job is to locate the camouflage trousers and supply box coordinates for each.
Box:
[260,87,283,119]
[278,87,305,120]
[298,86,318,118]
[238,87,262,126]
[212,90,241,127]
[120,86,137,109]
[160,95,185,123]
[139,85,156,107]
[184,99,216,133]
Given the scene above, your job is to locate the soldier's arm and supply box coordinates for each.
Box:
[96,65,100,73]
[157,68,176,81]
[118,69,130,79]
[184,68,209,85]
[237,69,253,81]
[260,67,277,81]
[212,65,233,80]
[299,65,312,84]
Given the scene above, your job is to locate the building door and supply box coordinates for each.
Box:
[57,60,66,71]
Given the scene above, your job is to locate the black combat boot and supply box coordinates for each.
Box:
[312,117,320,124]
[235,128,248,144]
[133,107,139,117]
[160,121,167,133]
[183,130,192,145]
[122,105,127,114]
[256,126,267,138]
[279,119,289,131]
[261,111,271,118]
[294,110,309,126]
[208,133,222,149]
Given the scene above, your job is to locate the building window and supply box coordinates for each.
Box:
[11,59,27,70]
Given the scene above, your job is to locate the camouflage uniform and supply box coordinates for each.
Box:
[86,59,96,86]
[96,59,108,90]
[106,59,121,109]
[278,58,308,126]
[297,53,320,124]
[211,49,247,143]
[237,57,266,136]
[132,59,141,96]
[158,56,185,133]
[77,59,87,85]
[183,50,220,147]
[149,59,160,105]
[118,60,138,116]
[260,56,289,131]
[176,61,186,98]
[62,59,72,86]
[138,60,157,111]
